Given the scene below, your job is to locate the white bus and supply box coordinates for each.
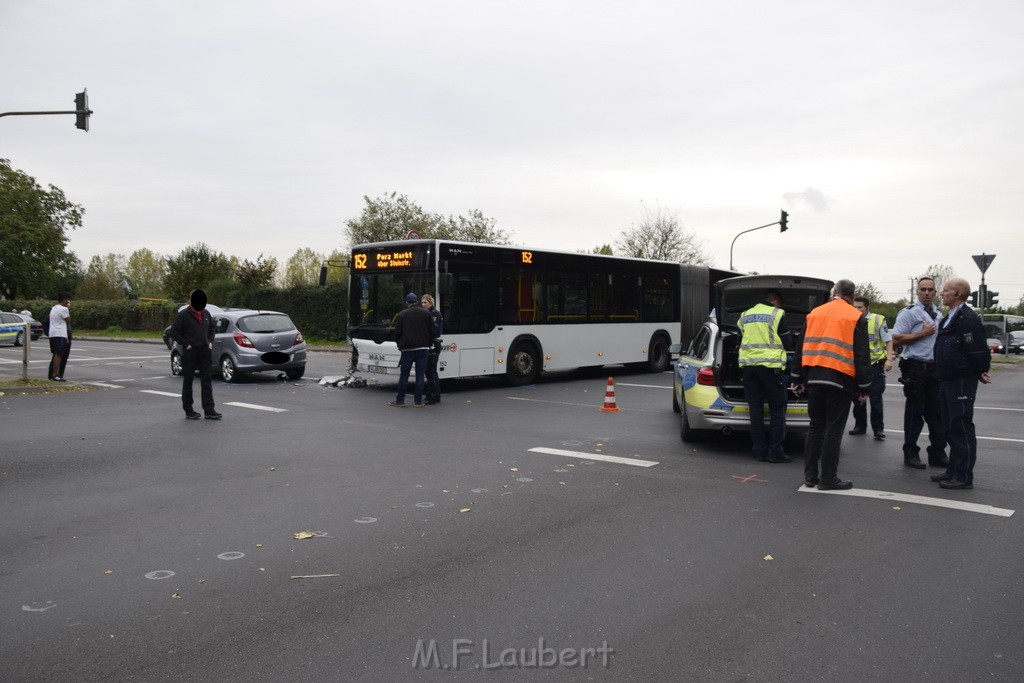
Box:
[982,314,1024,355]
[347,239,736,385]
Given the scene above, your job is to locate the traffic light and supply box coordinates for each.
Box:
[779,210,789,232]
[968,291,979,307]
[74,89,90,131]
[987,291,999,307]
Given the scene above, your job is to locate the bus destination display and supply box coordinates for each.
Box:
[352,244,431,272]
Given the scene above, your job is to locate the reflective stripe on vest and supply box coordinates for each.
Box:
[802,299,861,377]
[866,313,886,363]
[738,303,786,369]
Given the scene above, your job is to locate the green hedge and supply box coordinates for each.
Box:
[6,284,349,341]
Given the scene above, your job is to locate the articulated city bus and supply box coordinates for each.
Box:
[347,239,735,385]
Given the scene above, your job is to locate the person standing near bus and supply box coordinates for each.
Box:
[737,289,793,463]
[421,294,444,405]
[848,296,895,440]
[390,293,434,408]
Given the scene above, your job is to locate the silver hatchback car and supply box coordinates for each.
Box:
[170,306,307,381]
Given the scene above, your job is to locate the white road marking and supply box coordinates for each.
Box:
[976,406,1024,413]
[616,382,671,389]
[82,382,124,389]
[528,447,659,468]
[139,390,180,398]
[886,429,1024,445]
[799,486,1014,517]
[224,401,288,413]
[507,396,660,413]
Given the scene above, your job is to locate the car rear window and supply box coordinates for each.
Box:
[235,314,295,334]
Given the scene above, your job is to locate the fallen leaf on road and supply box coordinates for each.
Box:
[104,570,113,574]
[510,468,519,472]
[459,508,471,513]
[293,531,316,540]
[763,555,774,561]
[171,593,181,599]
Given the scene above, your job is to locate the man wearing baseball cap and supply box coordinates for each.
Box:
[390,292,435,407]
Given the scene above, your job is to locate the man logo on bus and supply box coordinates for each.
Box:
[521,251,533,264]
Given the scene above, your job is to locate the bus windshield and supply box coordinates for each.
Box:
[349,270,434,328]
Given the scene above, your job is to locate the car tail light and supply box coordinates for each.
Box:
[696,367,716,386]
[232,333,255,348]
[295,331,304,344]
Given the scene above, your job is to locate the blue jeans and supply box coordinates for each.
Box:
[741,365,787,458]
[396,349,429,403]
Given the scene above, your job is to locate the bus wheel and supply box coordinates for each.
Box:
[506,342,539,386]
[647,334,671,372]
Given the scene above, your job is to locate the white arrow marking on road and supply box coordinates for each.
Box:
[528,447,659,468]
[799,486,1014,517]
[224,402,288,413]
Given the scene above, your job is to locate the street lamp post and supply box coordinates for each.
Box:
[729,210,789,271]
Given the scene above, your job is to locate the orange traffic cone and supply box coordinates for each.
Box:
[599,377,620,412]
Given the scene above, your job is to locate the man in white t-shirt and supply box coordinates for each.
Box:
[48,293,71,381]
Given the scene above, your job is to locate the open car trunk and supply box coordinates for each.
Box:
[713,275,834,402]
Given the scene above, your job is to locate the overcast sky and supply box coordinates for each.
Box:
[3,1,1021,304]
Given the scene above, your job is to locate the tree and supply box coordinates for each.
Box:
[235,254,278,289]
[0,158,83,299]
[615,203,713,265]
[282,248,324,288]
[854,282,888,306]
[343,192,511,247]
[125,248,167,298]
[323,249,349,285]
[76,253,127,300]
[588,244,614,255]
[163,243,231,300]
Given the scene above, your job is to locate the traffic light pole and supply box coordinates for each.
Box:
[729,210,789,271]
[0,89,92,130]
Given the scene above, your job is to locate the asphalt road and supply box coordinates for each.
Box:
[2,340,1023,681]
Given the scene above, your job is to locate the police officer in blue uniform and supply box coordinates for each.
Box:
[892,277,948,469]
[932,277,992,489]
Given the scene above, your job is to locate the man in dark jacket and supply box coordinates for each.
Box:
[169,289,221,420]
[932,277,992,489]
[390,292,435,407]
[793,279,872,490]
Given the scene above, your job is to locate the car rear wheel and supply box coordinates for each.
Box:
[680,398,698,442]
[220,356,238,382]
[672,386,681,413]
[14,330,24,347]
[285,367,305,380]
[170,351,183,376]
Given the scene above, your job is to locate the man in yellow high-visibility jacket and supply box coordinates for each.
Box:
[849,296,895,440]
[738,289,793,463]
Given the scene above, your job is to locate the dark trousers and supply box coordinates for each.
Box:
[396,348,428,403]
[851,360,886,432]
[180,345,215,414]
[900,361,947,463]
[59,335,71,378]
[425,345,441,401]
[940,377,979,484]
[741,365,787,457]
[804,384,853,484]
[48,336,68,379]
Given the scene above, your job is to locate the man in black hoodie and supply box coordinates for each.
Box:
[169,289,221,420]
[390,292,434,407]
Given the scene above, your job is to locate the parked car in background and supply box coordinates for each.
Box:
[0,312,44,346]
[987,338,1003,355]
[1008,331,1024,355]
[169,306,307,381]
[671,274,833,444]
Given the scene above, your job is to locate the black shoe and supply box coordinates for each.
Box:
[929,458,950,468]
[939,479,972,490]
[874,432,886,440]
[804,479,819,488]
[753,453,767,462]
[904,458,927,469]
[185,411,202,420]
[424,398,439,405]
[389,401,405,407]
[930,473,952,482]
[413,402,425,408]
[204,411,223,420]
[818,479,853,491]
[848,428,866,436]
[767,455,793,463]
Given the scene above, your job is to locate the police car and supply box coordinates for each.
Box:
[0,312,43,347]
[670,275,833,443]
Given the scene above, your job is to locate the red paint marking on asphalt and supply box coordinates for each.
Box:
[731,474,767,483]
